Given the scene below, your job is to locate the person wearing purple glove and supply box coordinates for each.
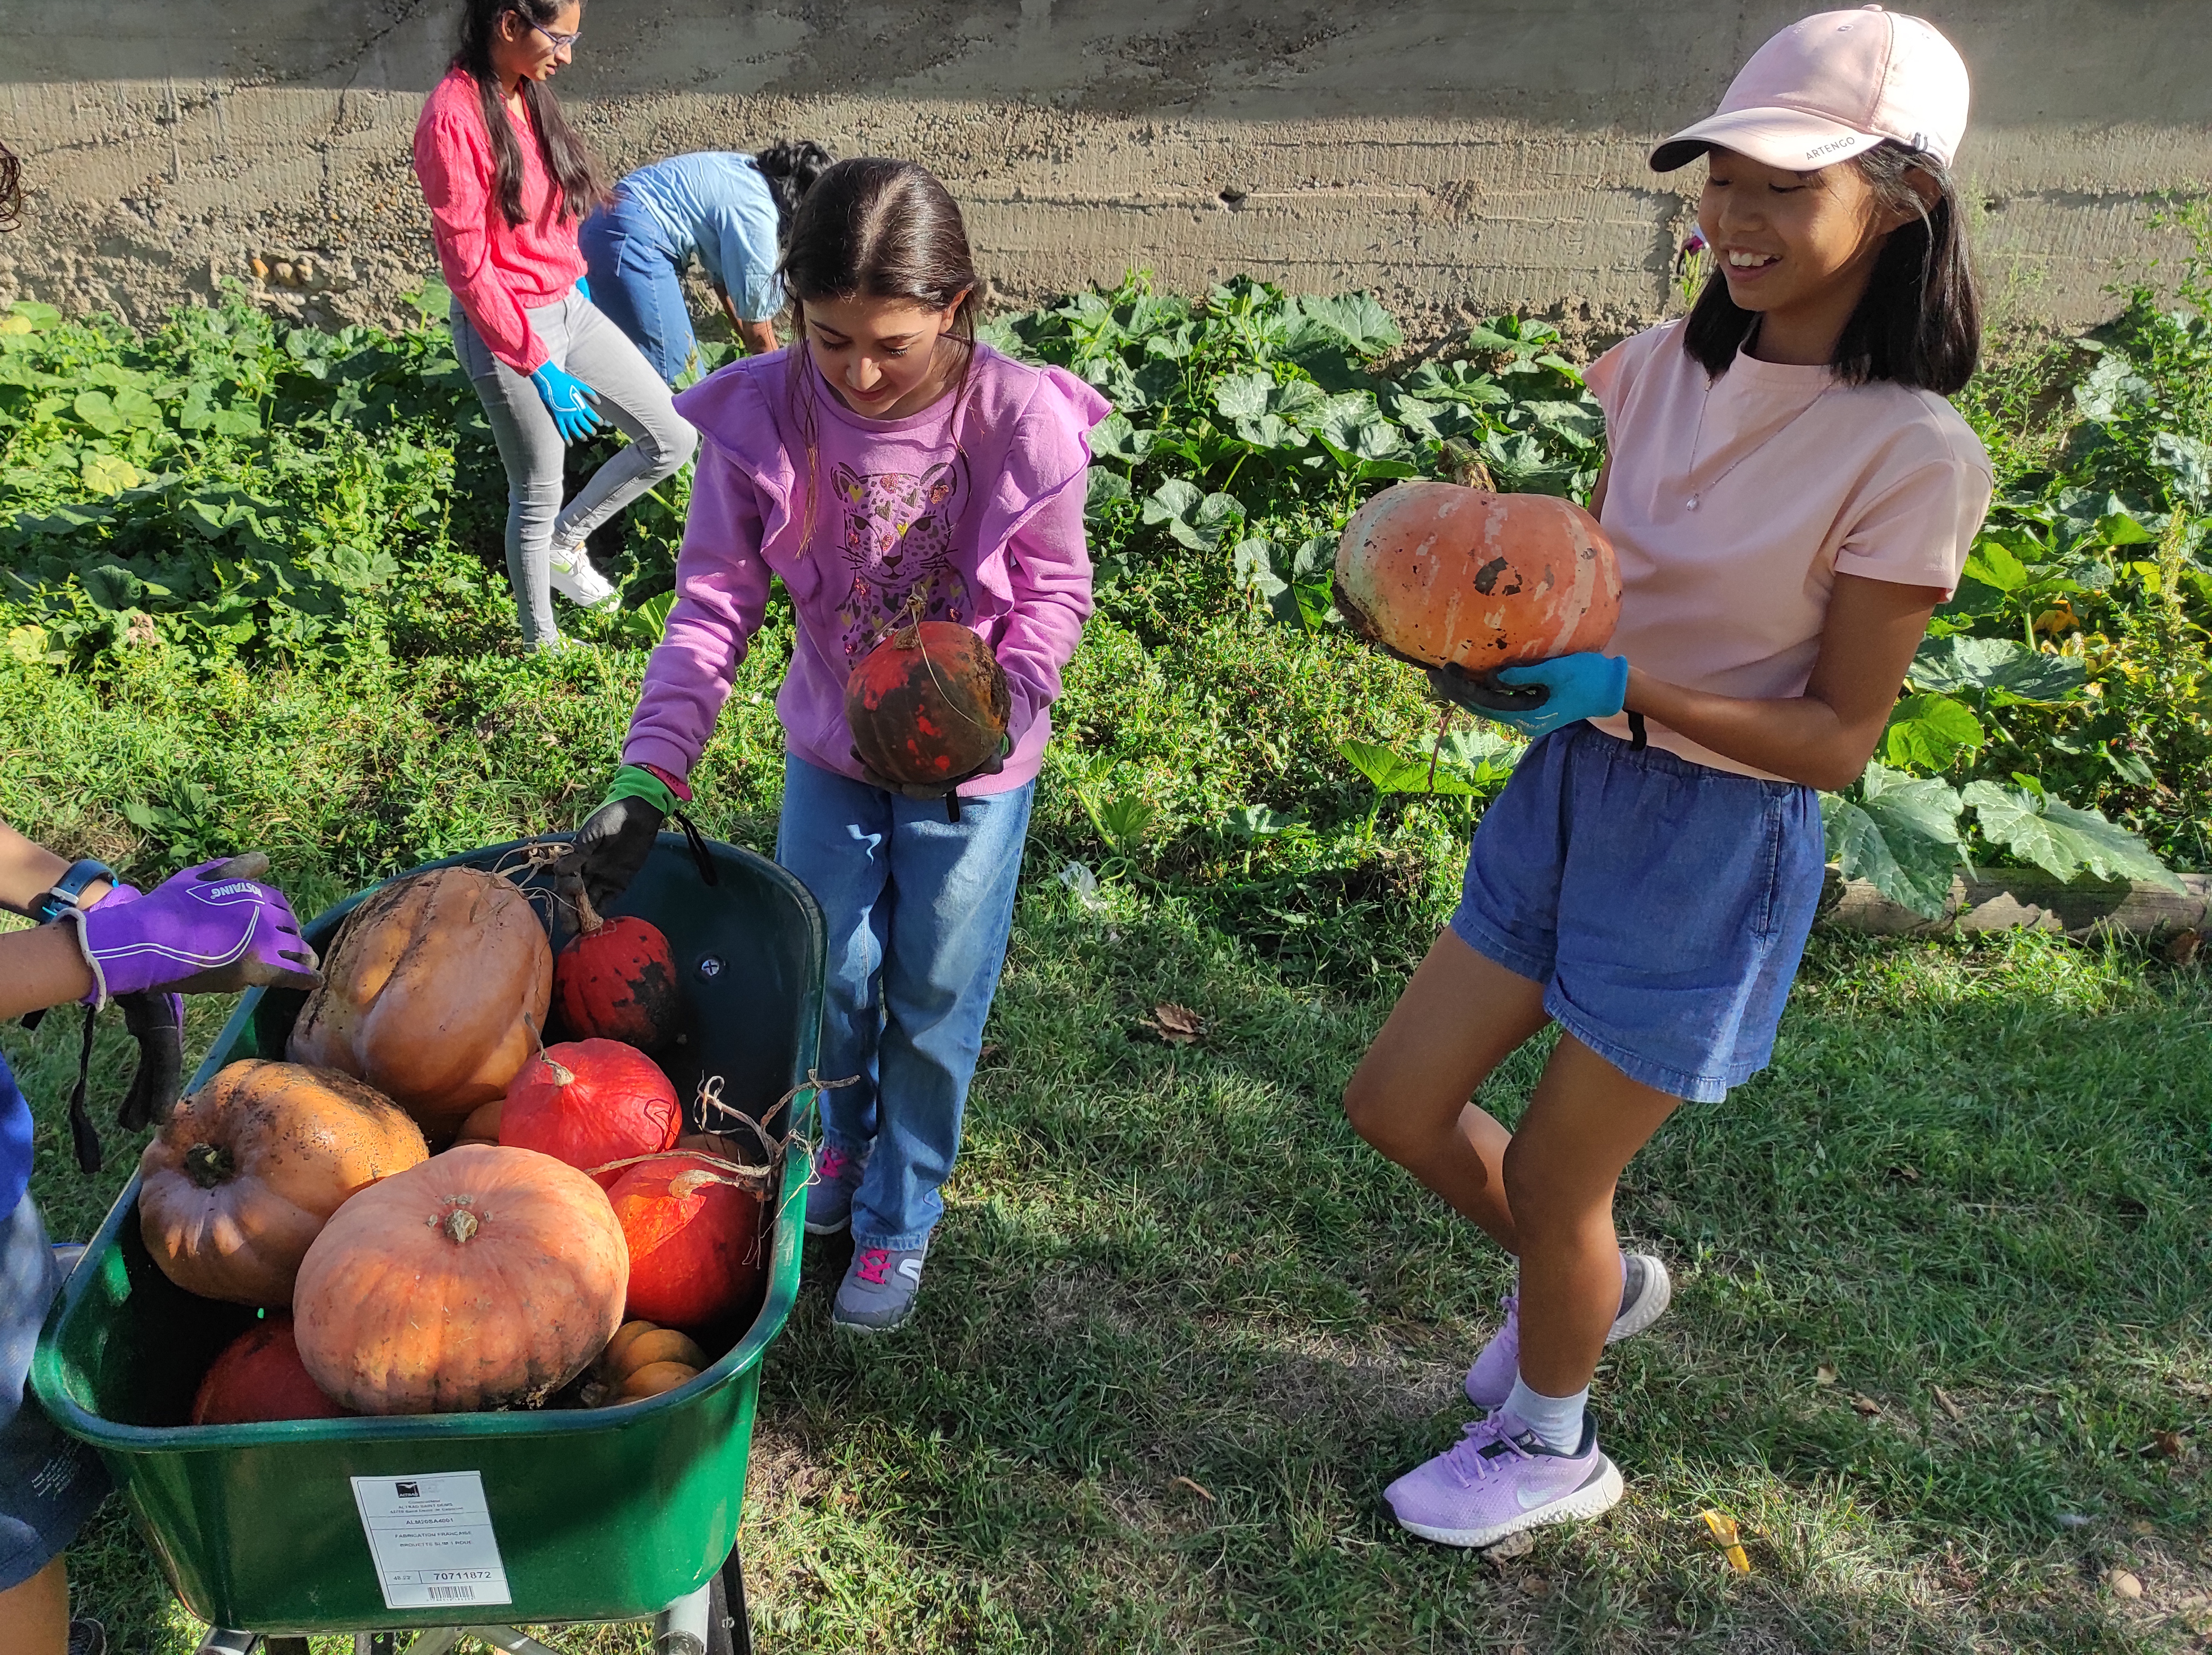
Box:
[0,816,320,1655]
[1343,12,1994,1551]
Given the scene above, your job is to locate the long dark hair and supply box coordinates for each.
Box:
[779,158,982,555]
[755,140,833,242]
[0,138,20,231]
[1683,141,1980,394]
[452,0,608,228]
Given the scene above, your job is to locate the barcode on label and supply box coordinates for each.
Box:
[427,1586,479,1602]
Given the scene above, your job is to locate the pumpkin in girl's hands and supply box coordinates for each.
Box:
[844,620,1010,787]
[500,1039,680,1184]
[604,1152,766,1332]
[288,867,553,1141]
[191,1314,351,1425]
[293,1144,628,1415]
[1334,476,1621,675]
[138,1060,427,1306]
[555,911,682,1050]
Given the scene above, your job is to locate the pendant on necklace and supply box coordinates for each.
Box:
[1686,495,1701,511]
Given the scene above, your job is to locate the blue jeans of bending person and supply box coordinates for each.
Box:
[579,194,698,387]
[775,755,1034,1252]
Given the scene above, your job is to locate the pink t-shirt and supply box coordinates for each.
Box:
[1581,320,1993,779]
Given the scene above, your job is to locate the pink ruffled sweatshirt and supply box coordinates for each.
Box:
[623,344,1110,796]
[412,67,586,375]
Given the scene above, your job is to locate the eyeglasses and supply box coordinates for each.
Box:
[532,21,581,49]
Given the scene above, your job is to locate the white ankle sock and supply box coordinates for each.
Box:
[1503,1376,1588,1454]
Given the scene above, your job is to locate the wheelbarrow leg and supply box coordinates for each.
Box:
[263,1640,310,1655]
[712,1545,751,1655]
[193,1632,255,1655]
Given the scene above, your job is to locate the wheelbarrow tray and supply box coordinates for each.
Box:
[31,836,824,1635]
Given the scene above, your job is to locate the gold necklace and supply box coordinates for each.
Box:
[1682,379,1834,512]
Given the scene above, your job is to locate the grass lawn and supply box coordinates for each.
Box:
[21,882,2211,1652]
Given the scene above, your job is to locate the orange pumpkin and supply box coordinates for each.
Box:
[288,867,553,1140]
[1334,480,1621,674]
[191,1315,351,1425]
[138,1060,427,1307]
[293,1144,628,1415]
[579,1319,709,1406]
[499,1039,680,1185]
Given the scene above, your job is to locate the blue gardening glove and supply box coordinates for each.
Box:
[575,274,592,303]
[1429,652,1628,740]
[529,360,603,442]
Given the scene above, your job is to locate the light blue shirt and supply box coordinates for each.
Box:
[613,153,785,322]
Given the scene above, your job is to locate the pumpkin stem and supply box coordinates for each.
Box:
[1439,438,1496,493]
[574,885,605,935]
[442,1205,481,1245]
[184,1142,234,1188]
[545,1059,575,1087]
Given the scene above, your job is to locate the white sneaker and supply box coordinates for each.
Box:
[547,541,619,611]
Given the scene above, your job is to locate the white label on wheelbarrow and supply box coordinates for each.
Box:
[350,1471,513,1609]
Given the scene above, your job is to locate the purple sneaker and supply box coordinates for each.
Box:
[803,1141,867,1236]
[1465,1252,1673,1409]
[1383,1412,1623,1549]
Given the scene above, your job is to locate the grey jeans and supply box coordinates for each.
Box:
[454,291,698,646]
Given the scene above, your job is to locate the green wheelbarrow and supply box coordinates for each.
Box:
[32,835,827,1655]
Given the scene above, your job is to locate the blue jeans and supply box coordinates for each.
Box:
[2,1194,108,1590]
[775,756,1035,1250]
[579,195,697,387]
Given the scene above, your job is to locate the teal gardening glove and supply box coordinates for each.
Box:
[1429,652,1629,741]
[530,360,603,442]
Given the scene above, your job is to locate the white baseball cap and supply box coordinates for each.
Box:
[1650,6,1970,175]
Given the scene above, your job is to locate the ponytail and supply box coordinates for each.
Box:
[754,139,834,242]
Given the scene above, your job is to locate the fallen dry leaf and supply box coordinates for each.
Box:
[1852,1393,1882,1417]
[1701,1510,1753,1574]
[2161,927,2200,966]
[2108,1567,2144,1600]
[1170,1474,1214,1502]
[1517,1573,1550,1597]
[976,1041,1005,1067]
[1815,1364,1839,1387]
[1886,1163,1922,1183]
[1933,1385,1965,1423]
[1141,1003,1205,1045]
[2145,1429,2187,1460]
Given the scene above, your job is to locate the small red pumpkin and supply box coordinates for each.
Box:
[604,1153,766,1332]
[191,1315,351,1426]
[555,910,682,1050]
[500,1039,681,1185]
[844,620,1010,787]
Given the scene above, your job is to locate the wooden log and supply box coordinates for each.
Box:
[1818,868,2211,940]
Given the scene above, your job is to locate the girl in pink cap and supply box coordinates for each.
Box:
[1345,7,1994,1548]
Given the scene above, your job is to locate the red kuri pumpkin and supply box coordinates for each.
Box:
[138,1060,427,1307]
[1334,479,1621,674]
[844,620,1010,787]
[555,911,682,1050]
[604,1152,766,1332]
[499,1039,681,1185]
[190,1315,351,1426]
[293,1144,629,1415]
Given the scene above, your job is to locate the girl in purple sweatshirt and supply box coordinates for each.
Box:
[564,159,1107,1331]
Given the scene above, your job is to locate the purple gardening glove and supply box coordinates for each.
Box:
[66,853,321,1009]
[85,881,186,1129]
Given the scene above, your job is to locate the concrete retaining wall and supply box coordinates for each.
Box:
[1,1,2207,341]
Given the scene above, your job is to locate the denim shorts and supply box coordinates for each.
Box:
[1450,722,1826,1103]
[2,1193,108,1589]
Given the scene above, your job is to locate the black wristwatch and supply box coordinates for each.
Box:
[32,858,118,923]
